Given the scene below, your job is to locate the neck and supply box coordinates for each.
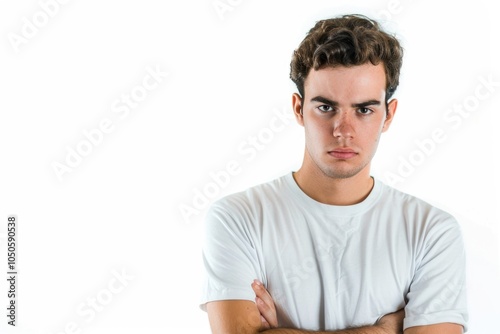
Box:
[293,165,374,206]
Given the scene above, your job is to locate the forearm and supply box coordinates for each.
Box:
[252,280,400,334]
[262,325,389,334]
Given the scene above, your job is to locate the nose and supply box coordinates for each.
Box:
[333,112,354,139]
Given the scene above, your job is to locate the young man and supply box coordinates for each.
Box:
[200,14,468,333]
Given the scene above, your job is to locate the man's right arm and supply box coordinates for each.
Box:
[206,300,263,334]
[206,299,403,334]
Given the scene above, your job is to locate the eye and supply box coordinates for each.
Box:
[357,107,373,115]
[317,105,333,113]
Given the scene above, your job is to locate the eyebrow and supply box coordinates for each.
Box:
[310,96,381,108]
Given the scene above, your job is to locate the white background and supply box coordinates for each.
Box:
[0,0,499,333]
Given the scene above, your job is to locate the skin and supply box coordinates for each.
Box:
[206,63,463,334]
[251,280,462,334]
[292,63,396,206]
[251,280,405,333]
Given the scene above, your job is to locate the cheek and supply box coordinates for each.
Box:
[369,129,384,146]
[305,121,331,140]
[357,123,383,145]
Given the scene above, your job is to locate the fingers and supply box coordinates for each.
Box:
[252,280,274,307]
[260,315,270,330]
[252,280,278,328]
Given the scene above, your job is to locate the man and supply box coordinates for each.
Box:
[200,14,468,333]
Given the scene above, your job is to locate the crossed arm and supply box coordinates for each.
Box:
[206,281,463,334]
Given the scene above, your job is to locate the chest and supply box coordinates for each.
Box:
[258,214,414,329]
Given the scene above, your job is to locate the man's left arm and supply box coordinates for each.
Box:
[253,282,462,334]
[252,216,468,333]
[403,216,468,333]
[252,280,404,333]
[404,323,463,334]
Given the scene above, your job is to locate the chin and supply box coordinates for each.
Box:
[320,168,361,180]
[320,162,369,180]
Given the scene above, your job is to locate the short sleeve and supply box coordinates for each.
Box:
[404,216,468,332]
[199,200,263,311]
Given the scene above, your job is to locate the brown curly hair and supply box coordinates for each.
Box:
[290,14,403,101]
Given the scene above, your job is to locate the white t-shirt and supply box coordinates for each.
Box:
[200,173,468,332]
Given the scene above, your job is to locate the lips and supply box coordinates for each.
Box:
[328,148,357,159]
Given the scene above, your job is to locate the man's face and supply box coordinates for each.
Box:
[293,63,397,180]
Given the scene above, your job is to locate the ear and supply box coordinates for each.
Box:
[382,98,397,133]
[292,93,304,126]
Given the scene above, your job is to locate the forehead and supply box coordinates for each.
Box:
[304,63,387,101]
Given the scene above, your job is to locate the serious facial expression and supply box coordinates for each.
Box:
[294,63,397,180]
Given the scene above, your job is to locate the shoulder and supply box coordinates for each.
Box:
[207,173,291,223]
[375,181,466,267]
[376,180,461,232]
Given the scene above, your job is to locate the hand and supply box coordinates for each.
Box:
[251,279,278,330]
[376,308,405,334]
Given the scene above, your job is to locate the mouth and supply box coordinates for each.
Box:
[328,148,358,160]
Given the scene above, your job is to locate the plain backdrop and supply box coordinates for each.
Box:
[0,0,499,333]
